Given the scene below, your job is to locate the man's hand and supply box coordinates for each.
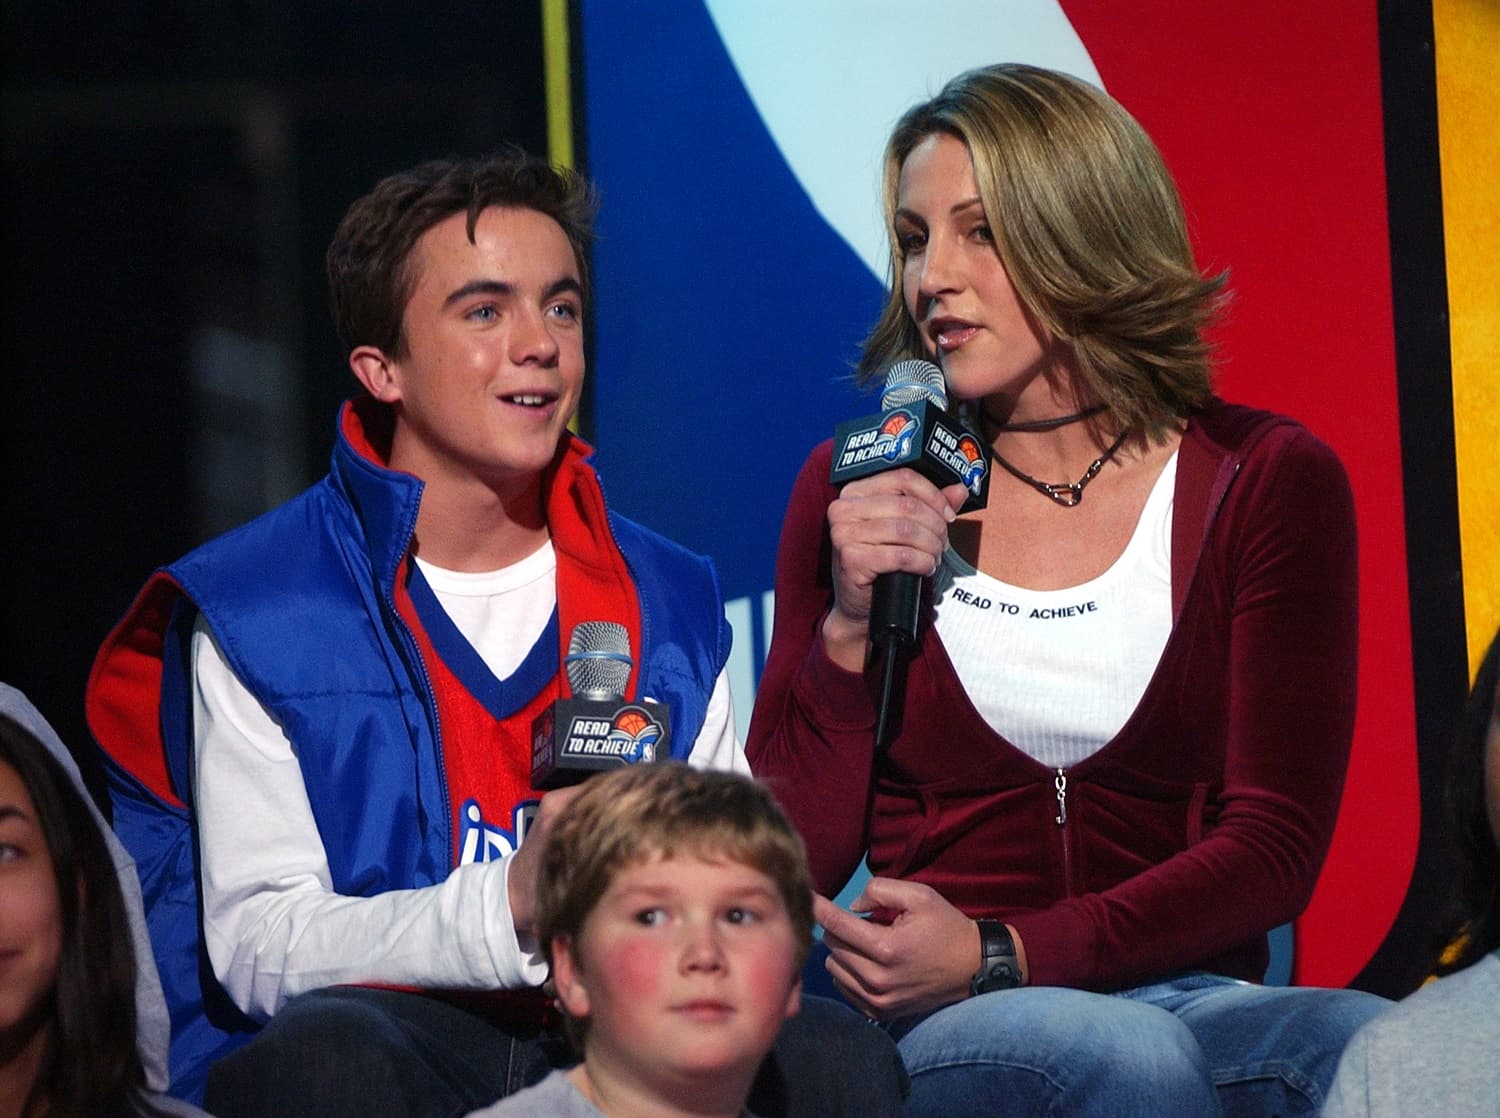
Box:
[506,783,584,933]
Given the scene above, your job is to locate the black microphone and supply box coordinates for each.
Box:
[828,359,991,750]
[531,621,671,790]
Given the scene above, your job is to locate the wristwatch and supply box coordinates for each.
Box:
[970,919,1022,996]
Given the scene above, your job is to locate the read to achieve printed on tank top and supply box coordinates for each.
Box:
[936,450,1176,627]
[944,583,1099,621]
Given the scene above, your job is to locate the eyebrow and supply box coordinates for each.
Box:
[894,197,986,224]
[612,881,780,903]
[441,276,584,310]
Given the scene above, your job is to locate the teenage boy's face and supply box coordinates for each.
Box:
[356,205,586,494]
[554,851,802,1100]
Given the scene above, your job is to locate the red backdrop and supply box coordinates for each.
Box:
[1062,1,1417,986]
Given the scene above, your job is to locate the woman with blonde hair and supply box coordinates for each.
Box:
[748,63,1387,1115]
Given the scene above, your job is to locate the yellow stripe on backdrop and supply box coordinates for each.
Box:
[1435,0,1500,675]
[542,0,575,170]
[542,0,578,433]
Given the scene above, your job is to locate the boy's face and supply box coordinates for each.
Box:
[354,204,586,496]
[553,851,802,1101]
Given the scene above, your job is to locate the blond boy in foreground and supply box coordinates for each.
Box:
[467,763,813,1118]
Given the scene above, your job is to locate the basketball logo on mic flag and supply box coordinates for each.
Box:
[878,412,919,460]
[955,433,988,492]
[600,706,663,764]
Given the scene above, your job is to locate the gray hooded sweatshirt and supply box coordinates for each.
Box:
[1,682,211,1117]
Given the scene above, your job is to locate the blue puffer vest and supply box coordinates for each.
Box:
[87,401,731,1102]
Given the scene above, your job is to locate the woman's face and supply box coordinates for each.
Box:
[894,131,1059,407]
[0,758,63,1038]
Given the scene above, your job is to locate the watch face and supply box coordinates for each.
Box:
[971,960,1021,995]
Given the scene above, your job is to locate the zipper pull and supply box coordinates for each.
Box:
[1054,769,1068,826]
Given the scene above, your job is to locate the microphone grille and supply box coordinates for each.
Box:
[565,621,632,700]
[880,359,948,411]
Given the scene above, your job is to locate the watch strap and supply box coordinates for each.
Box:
[970,919,1022,995]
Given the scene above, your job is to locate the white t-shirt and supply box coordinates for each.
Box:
[193,540,744,1019]
[933,452,1177,769]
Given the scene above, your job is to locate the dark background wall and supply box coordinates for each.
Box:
[2,3,550,792]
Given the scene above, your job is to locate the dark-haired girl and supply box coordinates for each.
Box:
[0,685,209,1118]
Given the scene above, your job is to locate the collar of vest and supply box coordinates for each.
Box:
[333,397,642,698]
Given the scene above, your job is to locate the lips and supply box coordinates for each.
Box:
[929,316,979,352]
[674,999,734,1020]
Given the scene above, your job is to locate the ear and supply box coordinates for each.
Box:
[782,976,802,1021]
[551,934,592,1020]
[349,345,403,403]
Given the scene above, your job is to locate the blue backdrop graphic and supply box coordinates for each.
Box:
[582,0,886,720]
[580,1,1093,732]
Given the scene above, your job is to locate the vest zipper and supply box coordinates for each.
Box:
[388,567,450,860]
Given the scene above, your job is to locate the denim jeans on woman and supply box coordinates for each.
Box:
[886,972,1389,1117]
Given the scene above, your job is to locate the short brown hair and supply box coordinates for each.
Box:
[535,763,815,1047]
[326,148,597,360]
[861,64,1227,439]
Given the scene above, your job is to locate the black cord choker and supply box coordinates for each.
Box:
[983,403,1107,432]
[991,428,1130,507]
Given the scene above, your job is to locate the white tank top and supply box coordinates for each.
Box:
[933,452,1177,768]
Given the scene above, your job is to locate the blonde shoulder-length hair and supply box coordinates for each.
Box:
[860,63,1227,440]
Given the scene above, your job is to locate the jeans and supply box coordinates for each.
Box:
[888,973,1389,1117]
[204,986,907,1118]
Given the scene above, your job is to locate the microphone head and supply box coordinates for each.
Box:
[880,359,947,412]
[565,621,632,700]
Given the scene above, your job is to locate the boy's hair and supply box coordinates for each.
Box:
[536,763,815,1046]
[325,147,597,360]
[860,63,1227,441]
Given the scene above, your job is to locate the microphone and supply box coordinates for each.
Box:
[531,621,671,789]
[829,359,990,506]
[828,359,991,750]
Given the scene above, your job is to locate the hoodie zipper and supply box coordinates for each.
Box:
[1054,767,1074,890]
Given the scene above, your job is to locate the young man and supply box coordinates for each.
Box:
[87,152,904,1118]
[467,762,813,1118]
